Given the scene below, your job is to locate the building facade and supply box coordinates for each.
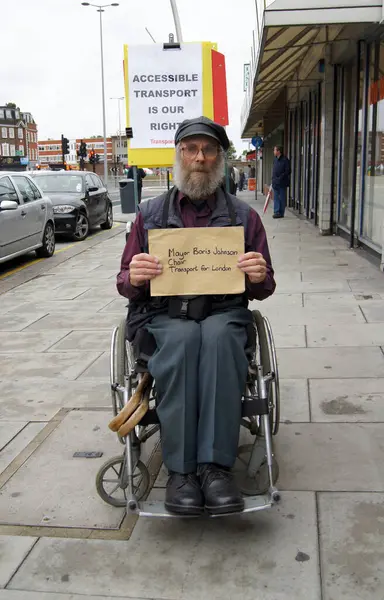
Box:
[38,137,113,168]
[0,105,38,170]
[242,1,384,266]
[111,135,128,167]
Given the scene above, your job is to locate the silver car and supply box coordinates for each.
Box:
[0,172,55,265]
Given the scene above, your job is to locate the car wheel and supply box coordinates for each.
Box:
[100,203,113,230]
[36,222,55,258]
[73,212,89,241]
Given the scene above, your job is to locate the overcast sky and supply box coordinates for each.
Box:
[1,0,255,154]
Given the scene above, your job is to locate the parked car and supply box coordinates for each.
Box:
[0,172,55,265]
[31,171,113,241]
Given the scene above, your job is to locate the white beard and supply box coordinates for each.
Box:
[173,151,225,200]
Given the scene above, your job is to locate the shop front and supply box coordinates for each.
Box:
[286,38,384,255]
[337,39,384,254]
[241,1,384,265]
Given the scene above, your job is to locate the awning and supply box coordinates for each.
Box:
[241,1,383,138]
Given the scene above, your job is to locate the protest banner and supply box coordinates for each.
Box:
[123,42,228,167]
[148,227,245,296]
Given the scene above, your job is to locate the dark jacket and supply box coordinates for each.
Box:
[125,187,251,341]
[127,167,146,187]
[272,155,291,188]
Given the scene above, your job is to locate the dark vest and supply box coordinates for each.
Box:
[126,186,251,341]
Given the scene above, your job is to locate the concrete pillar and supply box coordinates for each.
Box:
[318,53,335,235]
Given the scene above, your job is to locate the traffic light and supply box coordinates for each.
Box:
[61,135,69,156]
[89,149,96,172]
[79,140,87,158]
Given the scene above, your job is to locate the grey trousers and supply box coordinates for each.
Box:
[145,308,252,474]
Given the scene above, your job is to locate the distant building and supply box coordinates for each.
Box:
[38,137,113,169]
[111,135,128,166]
[0,105,38,170]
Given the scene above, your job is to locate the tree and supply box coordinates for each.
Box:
[5,102,21,110]
[226,140,237,160]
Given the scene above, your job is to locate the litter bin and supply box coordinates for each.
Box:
[119,179,135,214]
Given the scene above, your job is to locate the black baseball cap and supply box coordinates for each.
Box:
[175,116,230,152]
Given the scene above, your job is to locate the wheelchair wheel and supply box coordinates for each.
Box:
[234,443,279,496]
[111,317,135,418]
[252,310,280,435]
[96,455,150,507]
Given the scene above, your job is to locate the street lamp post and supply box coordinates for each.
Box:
[170,0,183,43]
[110,96,124,165]
[81,2,119,183]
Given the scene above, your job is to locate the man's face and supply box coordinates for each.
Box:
[174,134,224,200]
[179,135,220,177]
[274,147,280,158]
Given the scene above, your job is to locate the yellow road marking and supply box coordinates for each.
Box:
[0,224,120,281]
[55,243,77,254]
[0,258,43,279]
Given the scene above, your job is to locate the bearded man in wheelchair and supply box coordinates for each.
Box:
[117,117,276,516]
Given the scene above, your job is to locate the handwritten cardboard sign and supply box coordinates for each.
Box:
[148,227,245,296]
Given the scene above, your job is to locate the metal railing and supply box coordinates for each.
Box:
[106,174,169,190]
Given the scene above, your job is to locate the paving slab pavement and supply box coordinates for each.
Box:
[276,423,384,491]
[0,593,138,600]
[0,410,158,529]
[0,380,110,422]
[318,492,384,600]
[277,346,384,378]
[0,191,383,598]
[309,378,384,422]
[0,352,103,380]
[0,423,46,474]
[0,536,37,588]
[6,492,320,600]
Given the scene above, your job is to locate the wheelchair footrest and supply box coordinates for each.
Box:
[128,494,275,518]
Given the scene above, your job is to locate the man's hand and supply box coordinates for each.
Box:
[237,252,267,284]
[129,253,162,287]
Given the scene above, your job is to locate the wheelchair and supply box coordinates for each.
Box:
[96,309,281,517]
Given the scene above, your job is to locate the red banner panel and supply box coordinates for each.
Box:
[212,50,229,126]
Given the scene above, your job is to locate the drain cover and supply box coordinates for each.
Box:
[73,451,103,458]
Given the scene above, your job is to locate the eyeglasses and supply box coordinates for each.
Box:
[180,142,219,160]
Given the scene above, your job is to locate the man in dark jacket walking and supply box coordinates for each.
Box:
[127,165,146,203]
[272,146,291,218]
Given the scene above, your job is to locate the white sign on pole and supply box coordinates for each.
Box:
[128,44,203,149]
[243,63,250,92]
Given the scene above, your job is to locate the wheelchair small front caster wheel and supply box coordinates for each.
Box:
[271,489,281,503]
[96,456,150,507]
[128,500,137,512]
[234,444,279,496]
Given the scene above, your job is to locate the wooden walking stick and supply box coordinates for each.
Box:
[117,385,151,437]
[108,372,153,432]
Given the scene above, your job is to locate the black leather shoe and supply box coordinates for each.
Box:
[165,472,204,516]
[272,213,281,219]
[200,464,244,515]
